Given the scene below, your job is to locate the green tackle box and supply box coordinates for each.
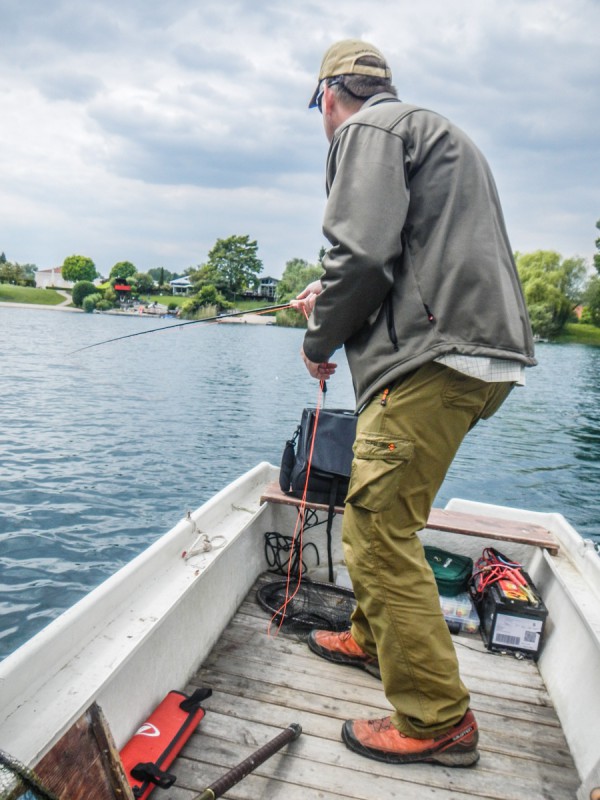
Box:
[424,546,473,597]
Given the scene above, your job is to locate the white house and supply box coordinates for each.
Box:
[35,267,75,290]
[258,276,279,299]
[169,276,194,295]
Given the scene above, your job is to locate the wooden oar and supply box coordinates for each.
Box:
[190,723,302,800]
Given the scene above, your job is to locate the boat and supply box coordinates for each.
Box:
[0,461,598,799]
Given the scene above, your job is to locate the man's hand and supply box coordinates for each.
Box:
[300,347,337,381]
[289,279,323,316]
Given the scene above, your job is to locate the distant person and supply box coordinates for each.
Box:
[292,39,535,767]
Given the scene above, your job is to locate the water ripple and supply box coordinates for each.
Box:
[1,309,599,659]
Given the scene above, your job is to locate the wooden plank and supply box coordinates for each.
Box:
[260,481,559,554]
[174,710,578,800]
[426,508,559,554]
[167,575,579,800]
[189,688,576,768]
[224,612,548,691]
[34,703,134,800]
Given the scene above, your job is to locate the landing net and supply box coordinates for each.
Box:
[0,751,58,800]
[257,578,355,633]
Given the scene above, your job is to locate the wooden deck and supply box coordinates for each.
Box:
[168,575,579,800]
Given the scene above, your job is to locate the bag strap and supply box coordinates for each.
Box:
[324,477,339,582]
[131,763,176,791]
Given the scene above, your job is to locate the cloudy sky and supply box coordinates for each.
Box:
[1,0,598,280]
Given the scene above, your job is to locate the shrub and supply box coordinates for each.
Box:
[82,293,103,313]
[275,308,305,328]
[72,281,97,307]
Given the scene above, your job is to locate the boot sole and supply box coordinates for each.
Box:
[342,723,480,767]
[307,635,381,679]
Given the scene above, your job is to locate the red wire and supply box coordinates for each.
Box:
[268,378,326,636]
[471,548,525,595]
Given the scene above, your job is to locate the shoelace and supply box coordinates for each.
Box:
[369,717,395,733]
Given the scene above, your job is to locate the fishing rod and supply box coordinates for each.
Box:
[69,302,294,354]
[190,723,302,800]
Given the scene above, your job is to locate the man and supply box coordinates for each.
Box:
[293,39,535,767]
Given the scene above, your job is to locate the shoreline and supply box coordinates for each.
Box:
[0,301,82,312]
[0,301,275,324]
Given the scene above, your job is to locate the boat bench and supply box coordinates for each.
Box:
[260,481,559,577]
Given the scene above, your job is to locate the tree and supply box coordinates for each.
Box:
[276,257,324,302]
[62,255,97,283]
[594,219,600,274]
[181,284,232,318]
[109,261,137,281]
[148,267,175,285]
[204,235,263,301]
[0,261,33,286]
[131,272,155,294]
[72,281,98,307]
[0,252,6,264]
[583,275,600,326]
[516,250,587,338]
[0,262,21,284]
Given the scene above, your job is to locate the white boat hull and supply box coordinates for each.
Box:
[0,462,598,797]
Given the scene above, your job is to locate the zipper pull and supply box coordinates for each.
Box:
[381,388,390,406]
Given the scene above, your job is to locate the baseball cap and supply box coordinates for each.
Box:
[308,39,392,108]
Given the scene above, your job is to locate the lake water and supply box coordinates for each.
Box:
[1,306,599,660]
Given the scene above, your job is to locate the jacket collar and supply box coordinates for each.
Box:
[361,92,402,109]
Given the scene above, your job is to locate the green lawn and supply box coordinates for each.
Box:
[0,284,67,305]
[553,322,600,346]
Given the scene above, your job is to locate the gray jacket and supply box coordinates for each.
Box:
[303,94,536,409]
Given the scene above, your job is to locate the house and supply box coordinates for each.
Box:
[243,276,280,300]
[35,267,75,290]
[169,276,194,295]
[114,284,133,302]
[258,276,279,299]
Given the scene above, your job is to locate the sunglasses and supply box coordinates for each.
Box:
[315,77,344,113]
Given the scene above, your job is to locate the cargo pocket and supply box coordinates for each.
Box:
[345,432,414,512]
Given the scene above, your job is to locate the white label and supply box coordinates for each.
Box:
[492,614,543,651]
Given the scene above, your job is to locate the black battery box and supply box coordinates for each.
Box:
[473,571,548,659]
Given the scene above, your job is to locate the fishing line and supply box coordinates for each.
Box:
[268,302,327,636]
[68,302,293,354]
[268,379,326,637]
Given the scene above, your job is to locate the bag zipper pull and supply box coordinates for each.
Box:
[381,388,390,406]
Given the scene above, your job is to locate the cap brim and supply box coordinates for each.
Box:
[308,82,320,109]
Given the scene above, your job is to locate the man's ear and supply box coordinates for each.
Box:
[321,83,336,115]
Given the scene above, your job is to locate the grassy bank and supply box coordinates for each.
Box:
[5,284,600,344]
[553,322,600,346]
[0,284,66,305]
[143,295,281,312]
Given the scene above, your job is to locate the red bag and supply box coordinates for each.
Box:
[120,687,211,799]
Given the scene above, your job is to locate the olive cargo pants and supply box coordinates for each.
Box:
[342,361,513,738]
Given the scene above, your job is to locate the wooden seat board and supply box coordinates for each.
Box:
[260,481,559,554]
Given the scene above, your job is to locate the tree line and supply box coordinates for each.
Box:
[2,220,600,336]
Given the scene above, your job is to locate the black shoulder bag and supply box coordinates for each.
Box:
[279,408,357,581]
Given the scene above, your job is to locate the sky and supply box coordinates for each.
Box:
[1,0,598,280]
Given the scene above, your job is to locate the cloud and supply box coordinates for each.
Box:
[0,0,598,276]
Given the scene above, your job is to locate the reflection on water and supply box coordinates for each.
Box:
[0,307,599,659]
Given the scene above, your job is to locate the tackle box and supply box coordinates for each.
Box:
[439,591,480,634]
